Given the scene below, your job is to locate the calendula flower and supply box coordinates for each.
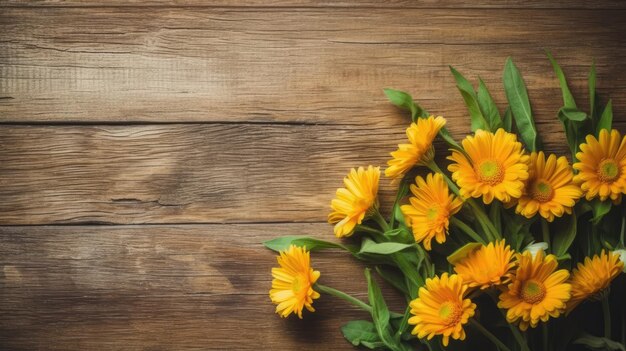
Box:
[567,250,624,312]
[573,129,626,203]
[498,250,571,331]
[408,273,476,347]
[269,245,321,319]
[385,116,446,180]
[516,151,582,222]
[400,173,463,250]
[448,129,529,204]
[328,166,380,237]
[454,240,516,290]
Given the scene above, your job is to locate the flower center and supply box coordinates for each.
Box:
[476,159,504,185]
[598,159,620,182]
[530,179,554,203]
[520,279,546,304]
[426,206,440,220]
[438,301,462,326]
[292,275,305,293]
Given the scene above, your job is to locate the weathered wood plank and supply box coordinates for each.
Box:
[2,0,626,9]
[1,8,625,124]
[0,223,393,350]
[1,121,608,225]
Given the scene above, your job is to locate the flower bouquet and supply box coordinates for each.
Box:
[264,53,626,350]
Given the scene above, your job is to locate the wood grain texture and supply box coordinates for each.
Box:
[3,120,617,225]
[2,0,626,8]
[2,3,626,351]
[1,8,626,124]
[0,223,394,350]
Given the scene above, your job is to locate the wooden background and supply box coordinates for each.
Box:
[1,1,626,350]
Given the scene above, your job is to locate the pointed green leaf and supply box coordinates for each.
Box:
[547,51,577,108]
[365,269,404,351]
[384,88,426,121]
[450,66,489,132]
[552,210,577,257]
[360,238,413,255]
[503,57,541,151]
[375,266,409,296]
[477,78,503,130]
[597,99,613,134]
[573,333,626,351]
[558,108,588,122]
[341,320,382,348]
[589,62,597,122]
[502,106,513,132]
[447,242,482,265]
[449,66,477,99]
[264,236,350,252]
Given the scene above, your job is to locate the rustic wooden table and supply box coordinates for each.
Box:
[1,1,625,350]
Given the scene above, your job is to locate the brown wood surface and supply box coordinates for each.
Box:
[1,1,625,350]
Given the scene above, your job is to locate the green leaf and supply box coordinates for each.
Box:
[489,201,502,234]
[390,178,411,229]
[447,242,482,265]
[439,126,463,152]
[573,333,626,351]
[375,266,409,296]
[341,320,382,348]
[365,269,404,351]
[263,236,349,252]
[502,106,513,132]
[384,88,424,121]
[597,99,613,134]
[384,228,413,244]
[360,238,413,255]
[450,66,489,132]
[591,200,612,225]
[449,66,477,97]
[552,210,577,257]
[558,108,588,122]
[477,78,503,130]
[503,57,541,151]
[589,62,598,122]
[392,251,423,298]
[546,51,577,108]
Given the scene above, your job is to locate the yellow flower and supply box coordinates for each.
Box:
[269,245,321,319]
[516,151,582,222]
[328,166,380,237]
[400,173,463,250]
[448,128,529,204]
[567,250,624,312]
[408,273,476,347]
[454,240,516,290]
[573,129,626,203]
[498,250,571,331]
[385,116,446,180]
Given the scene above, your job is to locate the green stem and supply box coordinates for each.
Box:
[467,199,501,241]
[469,319,512,351]
[372,209,391,232]
[603,294,612,339]
[396,305,412,338]
[450,216,487,244]
[356,224,384,236]
[314,283,403,318]
[541,219,551,253]
[489,291,530,351]
[314,283,372,313]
